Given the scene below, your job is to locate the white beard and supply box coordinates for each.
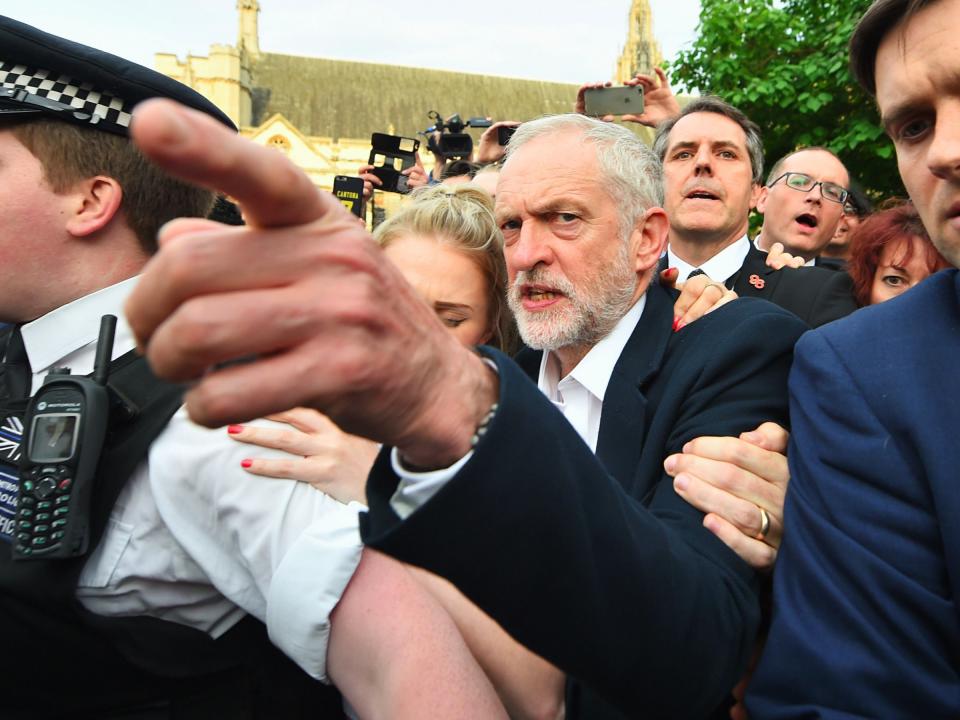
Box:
[508,241,638,352]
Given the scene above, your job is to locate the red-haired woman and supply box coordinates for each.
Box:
[847,200,952,306]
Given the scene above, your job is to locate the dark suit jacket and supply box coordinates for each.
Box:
[361,283,808,719]
[658,246,856,329]
[727,245,856,327]
[814,255,847,272]
[747,269,960,718]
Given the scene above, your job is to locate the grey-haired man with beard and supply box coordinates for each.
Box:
[125,107,807,718]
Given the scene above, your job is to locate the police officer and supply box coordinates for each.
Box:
[0,15,360,718]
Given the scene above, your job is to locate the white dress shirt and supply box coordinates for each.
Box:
[667,235,751,283]
[389,295,648,515]
[536,296,646,452]
[21,277,363,682]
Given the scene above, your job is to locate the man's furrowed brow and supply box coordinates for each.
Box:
[530,197,591,216]
[668,138,743,153]
[667,140,699,154]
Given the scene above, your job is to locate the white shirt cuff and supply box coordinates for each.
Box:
[266,501,365,683]
[389,448,474,519]
[387,357,498,519]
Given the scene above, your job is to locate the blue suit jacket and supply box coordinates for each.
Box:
[362,284,807,719]
[748,269,960,718]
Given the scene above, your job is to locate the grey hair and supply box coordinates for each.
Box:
[503,114,663,238]
[651,96,765,184]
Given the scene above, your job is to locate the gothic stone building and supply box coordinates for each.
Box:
[156,0,663,214]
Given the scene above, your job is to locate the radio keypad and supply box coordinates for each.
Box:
[14,463,74,556]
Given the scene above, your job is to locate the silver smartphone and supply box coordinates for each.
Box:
[583,86,645,117]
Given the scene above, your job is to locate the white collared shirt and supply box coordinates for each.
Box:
[537,295,646,451]
[20,278,363,681]
[21,278,139,394]
[668,235,751,283]
[389,295,647,515]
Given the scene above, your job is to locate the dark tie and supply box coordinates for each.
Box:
[688,268,707,279]
[1,326,31,403]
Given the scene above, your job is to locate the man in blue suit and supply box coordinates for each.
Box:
[747,0,960,716]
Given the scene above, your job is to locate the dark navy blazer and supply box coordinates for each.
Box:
[362,283,807,719]
[748,269,960,718]
[731,245,857,328]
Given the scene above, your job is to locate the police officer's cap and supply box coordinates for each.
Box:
[0,14,236,136]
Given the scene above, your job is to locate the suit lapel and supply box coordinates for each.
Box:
[731,243,784,299]
[514,345,541,380]
[595,284,673,490]
[514,286,673,490]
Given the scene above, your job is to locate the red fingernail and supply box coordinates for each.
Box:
[241,459,252,468]
[672,316,681,331]
[228,425,243,434]
[676,320,687,331]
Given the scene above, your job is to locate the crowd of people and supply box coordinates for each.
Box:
[0,0,957,717]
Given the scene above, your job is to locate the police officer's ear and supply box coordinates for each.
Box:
[64,175,123,238]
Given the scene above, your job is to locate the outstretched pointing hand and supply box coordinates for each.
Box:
[126,99,497,470]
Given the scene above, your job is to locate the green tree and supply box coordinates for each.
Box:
[669,0,904,200]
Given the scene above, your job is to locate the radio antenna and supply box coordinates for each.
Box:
[92,314,117,386]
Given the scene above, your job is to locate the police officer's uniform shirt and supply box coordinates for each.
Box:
[22,277,364,681]
[667,235,751,283]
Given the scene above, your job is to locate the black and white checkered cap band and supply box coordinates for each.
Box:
[0,59,133,129]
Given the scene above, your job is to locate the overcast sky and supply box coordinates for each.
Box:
[2,1,701,84]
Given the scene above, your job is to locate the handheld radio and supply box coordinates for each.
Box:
[13,315,115,560]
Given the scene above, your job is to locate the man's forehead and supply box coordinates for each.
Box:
[875,1,960,118]
[503,130,596,172]
[667,111,749,150]
[498,133,599,201]
[779,150,849,184]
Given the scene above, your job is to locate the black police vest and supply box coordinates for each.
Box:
[0,352,344,719]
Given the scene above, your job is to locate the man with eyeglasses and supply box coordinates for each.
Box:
[755,148,852,265]
[653,97,858,328]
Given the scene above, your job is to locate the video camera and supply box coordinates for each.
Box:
[422,111,492,160]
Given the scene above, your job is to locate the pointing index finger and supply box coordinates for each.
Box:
[130,98,335,228]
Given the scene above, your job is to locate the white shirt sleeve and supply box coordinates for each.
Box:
[147,408,364,682]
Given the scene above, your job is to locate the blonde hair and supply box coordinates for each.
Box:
[374,184,517,353]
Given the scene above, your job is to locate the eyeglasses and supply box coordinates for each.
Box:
[768,172,849,205]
